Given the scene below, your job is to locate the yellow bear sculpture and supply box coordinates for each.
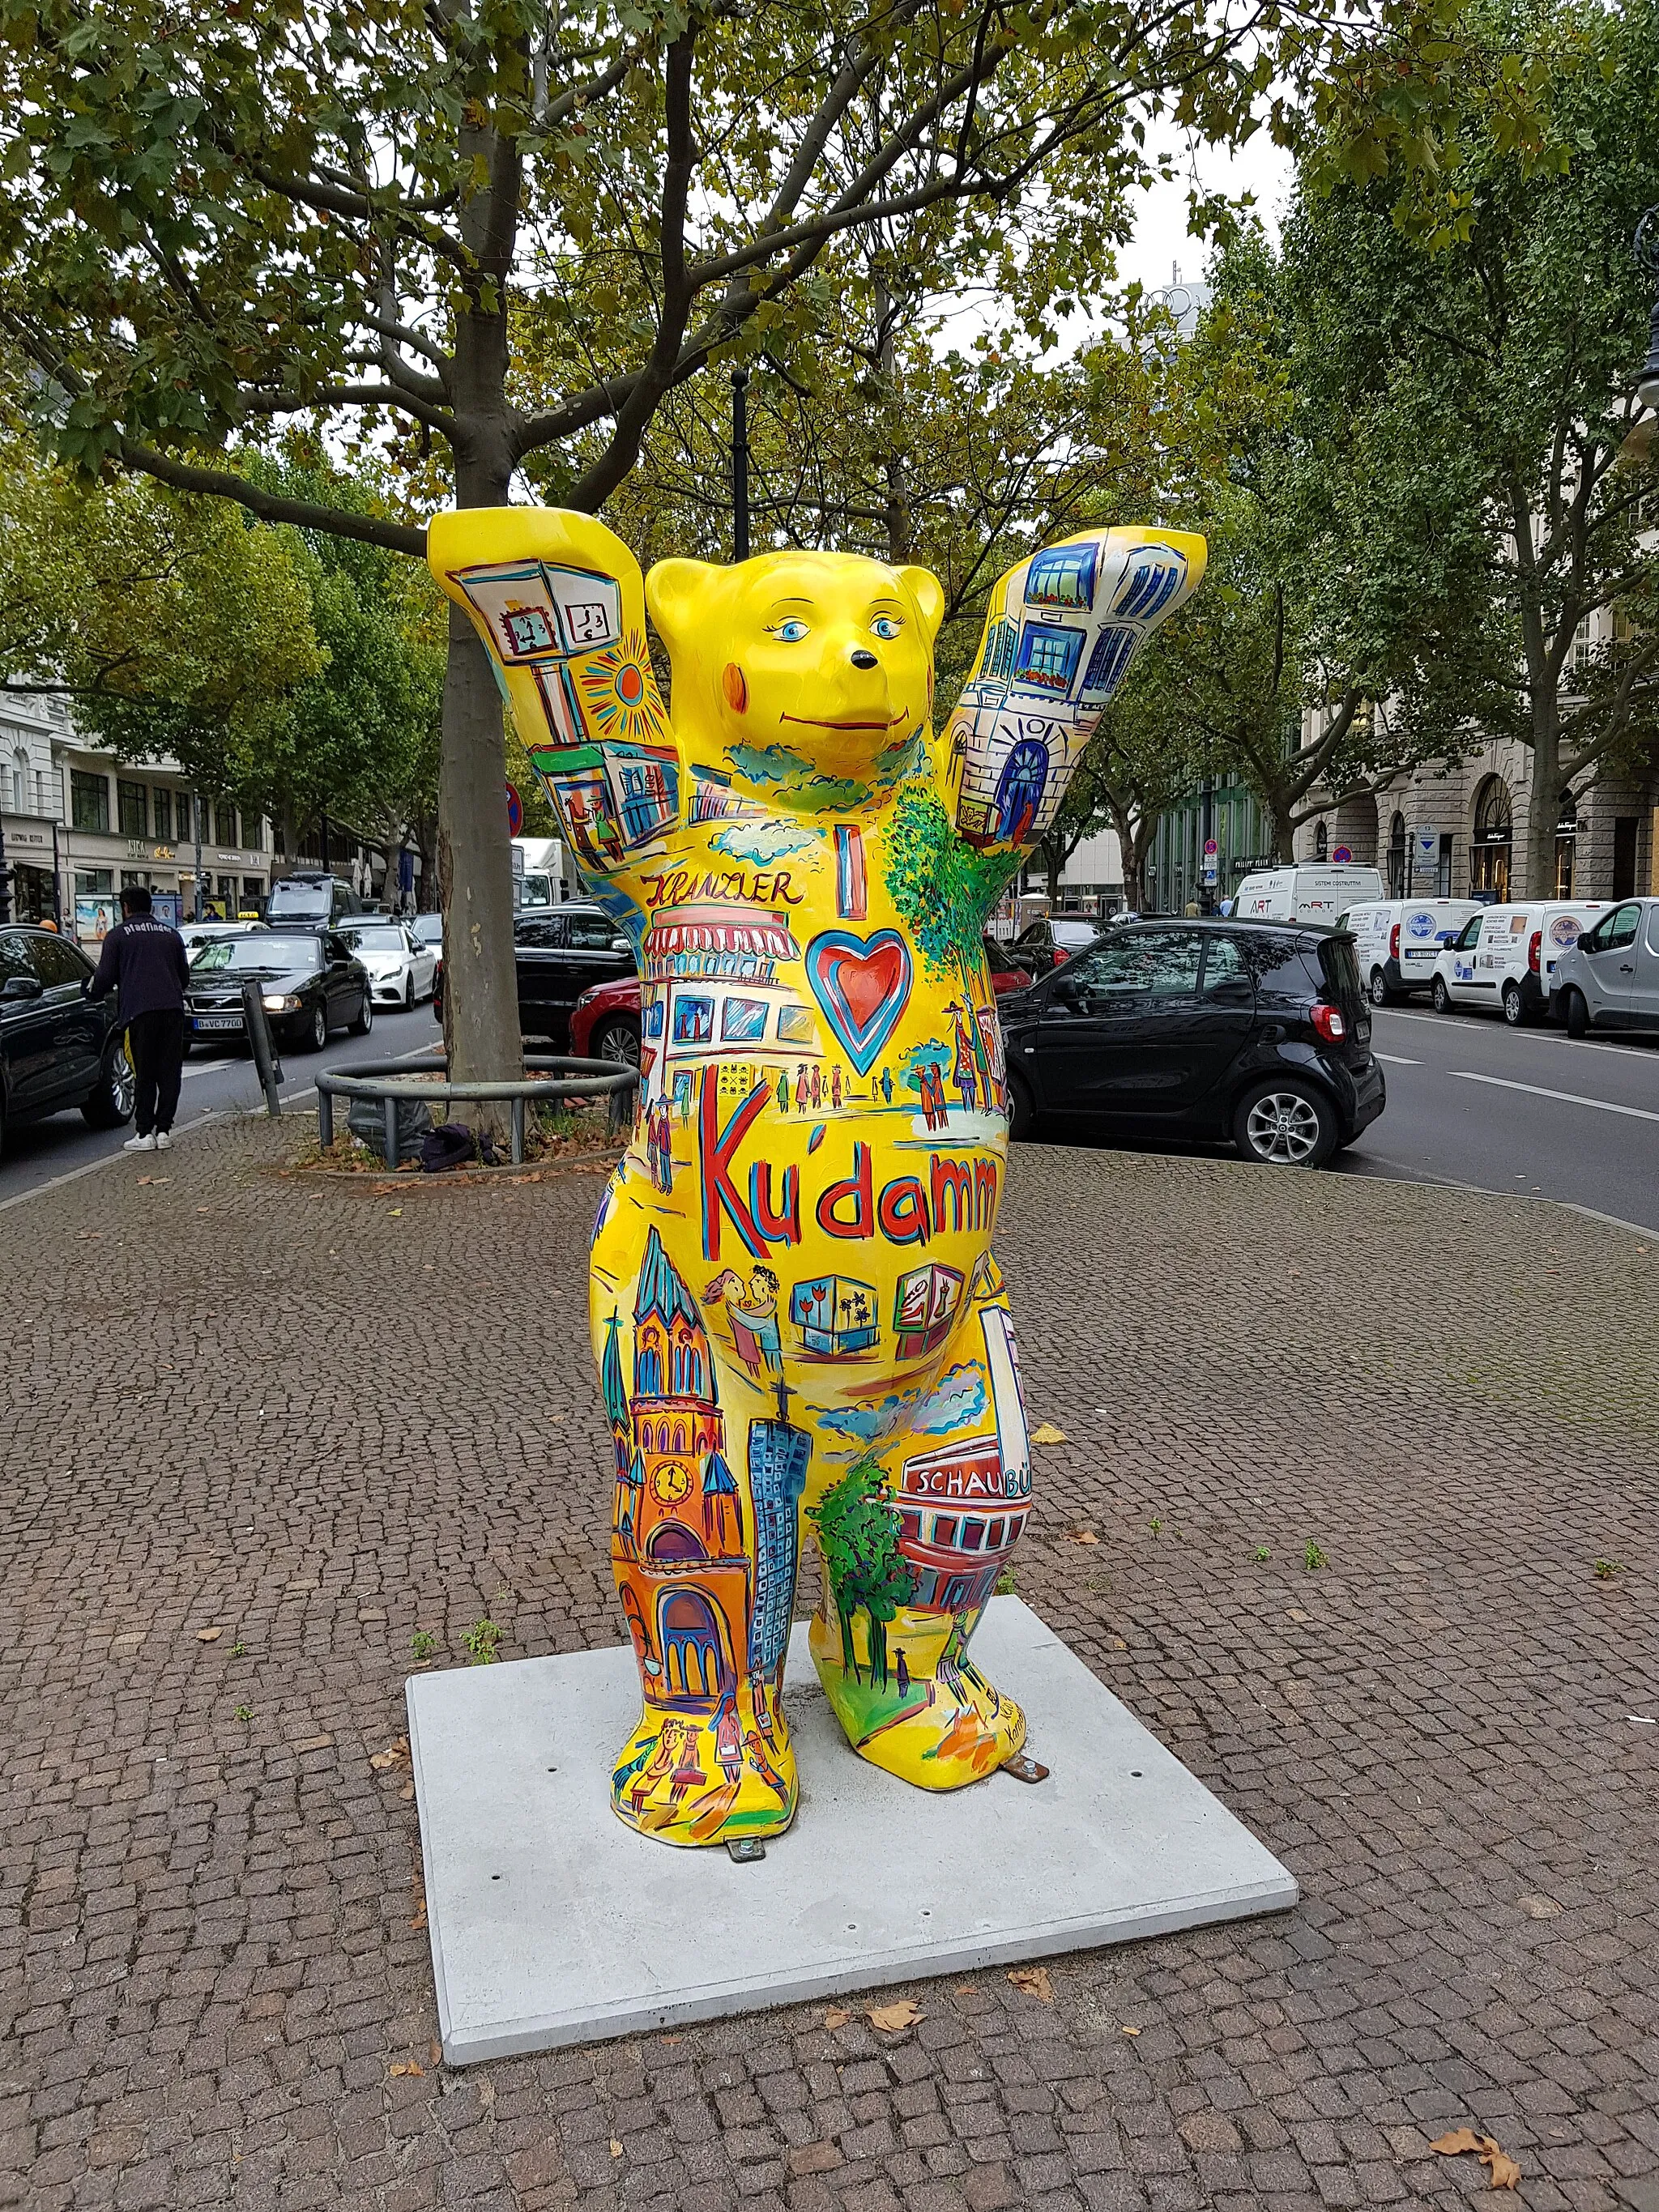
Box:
[431,509,1205,1848]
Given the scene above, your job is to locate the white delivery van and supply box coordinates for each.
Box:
[1231,863,1386,926]
[1342,898,1482,1005]
[1430,899,1607,1024]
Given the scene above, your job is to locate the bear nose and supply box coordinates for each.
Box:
[849,647,879,670]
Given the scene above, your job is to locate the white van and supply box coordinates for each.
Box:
[1342,898,1481,1005]
[1232,863,1386,926]
[1431,900,1607,1024]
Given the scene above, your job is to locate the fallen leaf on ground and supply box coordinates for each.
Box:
[868,2000,923,2031]
[389,2061,423,2078]
[369,1735,410,1771]
[388,1208,403,1217]
[399,1783,414,1801]
[823,2008,851,2030]
[1429,2129,1520,2189]
[195,1626,223,1643]
[1009,1967,1053,2002]
[1517,1894,1561,1919]
[429,2040,442,2066]
[1064,1528,1099,1545]
[407,1910,427,1929]
[1029,1422,1068,1445]
[609,2138,624,2159]
[1121,2025,1141,2037]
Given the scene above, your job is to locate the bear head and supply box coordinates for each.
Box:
[646,549,945,801]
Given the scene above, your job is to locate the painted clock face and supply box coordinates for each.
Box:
[651,1461,693,1505]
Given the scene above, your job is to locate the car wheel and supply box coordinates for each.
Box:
[1431,975,1452,1014]
[1565,987,1589,1040]
[305,1004,329,1053]
[1233,1078,1337,1169]
[81,1034,137,1128]
[404,976,415,1012]
[1368,968,1394,1008]
[350,991,373,1037]
[592,1016,641,1068]
[1005,1072,1038,1140]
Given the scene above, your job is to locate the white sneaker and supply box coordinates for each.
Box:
[123,1132,157,1153]
[155,1130,173,1150]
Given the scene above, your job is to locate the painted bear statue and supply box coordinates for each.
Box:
[430,509,1205,1848]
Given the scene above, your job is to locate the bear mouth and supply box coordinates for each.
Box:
[779,710,910,732]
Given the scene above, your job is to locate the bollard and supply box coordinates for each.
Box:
[510,1097,525,1165]
[240,980,284,1119]
[384,1097,400,1168]
[318,1089,334,1148]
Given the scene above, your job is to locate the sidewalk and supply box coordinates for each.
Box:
[2,1118,1654,2212]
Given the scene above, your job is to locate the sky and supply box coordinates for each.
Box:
[1112,125,1299,298]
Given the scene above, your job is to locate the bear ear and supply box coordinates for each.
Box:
[898,565,945,645]
[646,557,722,654]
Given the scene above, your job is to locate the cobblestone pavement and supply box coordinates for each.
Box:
[3,1119,1656,2212]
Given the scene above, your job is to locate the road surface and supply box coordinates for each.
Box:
[0,999,442,1205]
[1344,1003,1659,1233]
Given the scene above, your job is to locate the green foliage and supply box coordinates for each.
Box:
[1304,1540,1328,1571]
[410,1630,438,1662]
[808,1464,915,1690]
[462,1619,501,1666]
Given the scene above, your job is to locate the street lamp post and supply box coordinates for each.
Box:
[1635,208,1659,412]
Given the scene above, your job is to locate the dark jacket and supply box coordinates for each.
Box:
[87,917,191,1021]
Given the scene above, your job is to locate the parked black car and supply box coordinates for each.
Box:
[0,924,134,1150]
[186,930,373,1053]
[998,919,1384,1168]
[433,903,634,1047]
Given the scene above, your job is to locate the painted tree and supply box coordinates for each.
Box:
[885,786,1012,1085]
[808,1463,915,1691]
[0,0,1317,1103]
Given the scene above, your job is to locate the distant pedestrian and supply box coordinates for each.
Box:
[87,885,190,1153]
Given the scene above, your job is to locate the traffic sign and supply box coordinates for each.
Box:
[1331,843,1353,864]
[1203,837,1218,857]
[505,780,523,837]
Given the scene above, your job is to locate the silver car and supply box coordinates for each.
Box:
[1554,897,1659,1035]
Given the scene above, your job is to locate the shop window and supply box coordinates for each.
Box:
[1314,820,1328,861]
[1555,790,1577,897]
[117,779,147,837]
[1470,776,1512,899]
[70,770,109,833]
[1614,817,1639,899]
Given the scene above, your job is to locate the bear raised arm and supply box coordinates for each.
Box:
[429,509,1204,1850]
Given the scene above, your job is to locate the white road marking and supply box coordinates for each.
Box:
[1452,1072,1659,1124]
[1375,1008,1659,1060]
[1374,1053,1422,1066]
[180,1058,234,1080]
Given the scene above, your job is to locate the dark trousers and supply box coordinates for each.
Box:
[127,1008,186,1135]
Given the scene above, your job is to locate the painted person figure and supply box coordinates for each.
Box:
[433,508,1205,1847]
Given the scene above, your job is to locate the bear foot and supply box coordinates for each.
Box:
[807,1611,1025,1790]
[609,1701,797,1848]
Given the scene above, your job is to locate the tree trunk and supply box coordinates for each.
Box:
[1524,701,1560,900]
[438,598,521,1107]
[1269,795,1296,863]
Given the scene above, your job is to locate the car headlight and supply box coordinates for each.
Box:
[574,986,596,1008]
[263,993,301,1012]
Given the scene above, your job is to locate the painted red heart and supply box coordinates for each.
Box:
[806,929,913,1075]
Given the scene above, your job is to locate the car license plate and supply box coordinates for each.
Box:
[194,1015,241,1030]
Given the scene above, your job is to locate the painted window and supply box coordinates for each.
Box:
[777,1003,814,1042]
[1026,544,1096,608]
[1112,552,1188,620]
[720,995,767,1042]
[1080,625,1138,697]
[1012,621,1083,695]
[673,994,714,1043]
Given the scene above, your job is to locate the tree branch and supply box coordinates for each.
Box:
[115,442,427,558]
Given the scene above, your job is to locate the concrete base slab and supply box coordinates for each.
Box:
[407,1597,1297,2062]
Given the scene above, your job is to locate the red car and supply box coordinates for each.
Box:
[570,973,643,1065]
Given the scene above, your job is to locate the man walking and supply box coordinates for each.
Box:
[87,886,190,1152]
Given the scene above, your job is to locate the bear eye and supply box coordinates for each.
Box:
[769,619,810,643]
[871,615,902,640]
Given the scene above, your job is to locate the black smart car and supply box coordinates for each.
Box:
[0,924,134,1150]
[186,930,373,1053]
[432,902,634,1047]
[998,919,1384,1167]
